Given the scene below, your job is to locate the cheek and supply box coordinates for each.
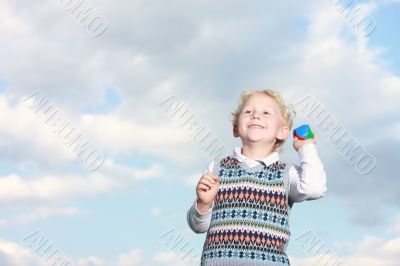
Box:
[267,119,281,130]
[237,116,246,126]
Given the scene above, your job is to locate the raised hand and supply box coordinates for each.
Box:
[196,172,219,213]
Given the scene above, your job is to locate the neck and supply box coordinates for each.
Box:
[241,142,274,160]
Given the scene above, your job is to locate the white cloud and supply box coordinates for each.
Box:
[76,256,108,266]
[76,249,149,266]
[0,241,185,266]
[0,160,162,204]
[0,232,397,266]
[0,239,146,266]
[0,206,83,228]
[116,250,144,266]
[17,205,81,222]
[0,93,165,205]
[289,256,318,266]
[153,251,186,265]
[292,235,400,266]
[79,112,201,167]
[99,159,164,182]
[0,95,75,172]
[0,173,113,203]
[0,0,110,113]
[0,239,42,266]
[275,0,400,225]
[338,236,400,266]
[0,91,206,177]
[388,214,400,233]
[293,2,399,124]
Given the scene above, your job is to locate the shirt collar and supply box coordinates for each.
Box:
[233,147,279,168]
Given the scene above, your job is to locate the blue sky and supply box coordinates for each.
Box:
[0,0,399,265]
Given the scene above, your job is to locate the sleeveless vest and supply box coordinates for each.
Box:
[201,156,292,266]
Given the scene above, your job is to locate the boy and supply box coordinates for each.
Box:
[187,89,327,265]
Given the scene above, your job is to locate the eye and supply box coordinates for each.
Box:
[244,110,251,114]
[263,111,270,115]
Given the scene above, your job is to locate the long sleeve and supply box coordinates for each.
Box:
[187,200,214,233]
[288,144,327,203]
[186,160,215,233]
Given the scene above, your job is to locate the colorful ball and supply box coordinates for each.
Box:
[293,124,314,140]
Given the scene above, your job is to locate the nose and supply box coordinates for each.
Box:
[251,111,260,120]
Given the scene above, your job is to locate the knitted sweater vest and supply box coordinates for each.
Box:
[201,156,292,266]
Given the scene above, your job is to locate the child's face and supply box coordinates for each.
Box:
[234,94,288,146]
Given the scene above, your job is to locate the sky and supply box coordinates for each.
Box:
[0,0,399,265]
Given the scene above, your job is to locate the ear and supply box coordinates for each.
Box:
[277,126,289,140]
[233,125,239,138]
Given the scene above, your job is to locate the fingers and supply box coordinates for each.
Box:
[204,172,219,184]
[197,172,219,191]
[198,183,211,192]
[199,177,216,190]
[199,179,213,190]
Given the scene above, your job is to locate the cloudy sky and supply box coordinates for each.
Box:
[0,0,399,265]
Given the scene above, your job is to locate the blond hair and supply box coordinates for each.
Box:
[231,89,295,152]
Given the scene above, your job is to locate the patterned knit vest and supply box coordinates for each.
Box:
[201,156,292,266]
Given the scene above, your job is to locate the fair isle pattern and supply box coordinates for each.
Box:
[201,156,291,266]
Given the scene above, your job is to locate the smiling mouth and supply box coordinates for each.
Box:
[248,125,264,129]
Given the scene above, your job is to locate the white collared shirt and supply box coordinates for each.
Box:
[187,143,327,233]
[228,147,280,168]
